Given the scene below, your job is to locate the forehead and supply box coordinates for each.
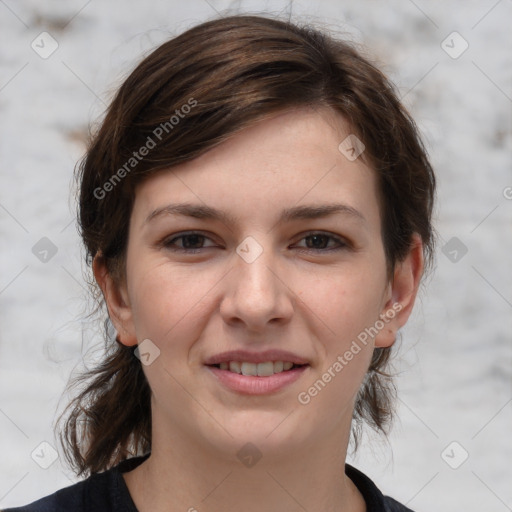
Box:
[131,107,381,232]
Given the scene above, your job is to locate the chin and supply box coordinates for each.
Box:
[203,409,311,459]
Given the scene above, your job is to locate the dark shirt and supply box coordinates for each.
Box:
[2,454,414,512]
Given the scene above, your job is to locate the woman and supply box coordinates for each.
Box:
[4,14,435,512]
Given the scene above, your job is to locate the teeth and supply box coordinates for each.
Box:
[257,361,274,376]
[229,361,242,374]
[219,361,299,376]
[241,362,257,376]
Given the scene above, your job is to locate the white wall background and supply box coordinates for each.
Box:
[0,1,511,510]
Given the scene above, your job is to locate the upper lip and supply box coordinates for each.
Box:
[204,349,310,366]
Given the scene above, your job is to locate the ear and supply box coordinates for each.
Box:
[374,233,424,348]
[92,253,138,347]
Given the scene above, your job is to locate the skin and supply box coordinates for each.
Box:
[94,106,423,512]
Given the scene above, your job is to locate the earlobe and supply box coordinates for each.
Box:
[92,253,138,347]
[374,234,424,348]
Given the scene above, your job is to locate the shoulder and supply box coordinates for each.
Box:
[1,455,147,512]
[382,496,416,512]
[1,475,97,512]
[1,471,113,512]
[345,463,415,512]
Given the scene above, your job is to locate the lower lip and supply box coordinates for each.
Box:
[206,365,309,395]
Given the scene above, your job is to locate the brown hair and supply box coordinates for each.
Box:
[60,13,436,476]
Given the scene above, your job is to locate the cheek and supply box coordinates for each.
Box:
[295,269,381,418]
[300,262,387,345]
[128,262,220,350]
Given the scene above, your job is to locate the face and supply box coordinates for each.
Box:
[99,107,420,462]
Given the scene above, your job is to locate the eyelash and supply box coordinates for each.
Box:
[160,231,349,254]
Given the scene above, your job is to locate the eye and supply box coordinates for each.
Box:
[162,232,218,253]
[160,231,349,254]
[293,232,349,252]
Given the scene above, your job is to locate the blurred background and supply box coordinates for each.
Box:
[0,1,511,510]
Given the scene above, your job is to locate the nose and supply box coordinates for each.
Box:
[219,238,294,333]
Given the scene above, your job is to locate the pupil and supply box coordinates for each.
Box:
[183,234,203,249]
[307,234,326,249]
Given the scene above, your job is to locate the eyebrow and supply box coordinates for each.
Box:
[143,202,366,226]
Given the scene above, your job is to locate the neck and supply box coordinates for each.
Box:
[123,417,366,512]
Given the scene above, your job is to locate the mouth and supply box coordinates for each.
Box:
[207,361,307,376]
[204,349,310,394]
[205,355,310,395]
